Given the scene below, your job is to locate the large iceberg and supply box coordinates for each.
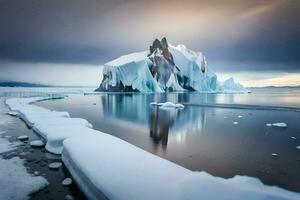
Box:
[95,37,247,93]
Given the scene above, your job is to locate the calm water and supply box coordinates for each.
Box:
[35,88,300,193]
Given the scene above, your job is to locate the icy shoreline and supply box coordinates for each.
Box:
[5,96,300,200]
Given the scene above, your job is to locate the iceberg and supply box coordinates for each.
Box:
[95,37,247,93]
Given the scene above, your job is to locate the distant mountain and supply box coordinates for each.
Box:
[249,86,300,89]
[0,81,50,87]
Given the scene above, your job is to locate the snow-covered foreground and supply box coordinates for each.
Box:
[0,137,48,200]
[6,97,300,200]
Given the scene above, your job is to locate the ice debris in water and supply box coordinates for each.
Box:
[233,122,239,125]
[157,102,184,109]
[150,102,158,105]
[296,146,300,150]
[238,115,243,118]
[266,123,272,127]
[48,162,62,169]
[65,194,75,200]
[62,178,73,186]
[17,135,28,141]
[272,123,288,128]
[30,140,45,147]
[291,136,296,139]
[271,153,278,157]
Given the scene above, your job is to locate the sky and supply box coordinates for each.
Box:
[0,0,299,87]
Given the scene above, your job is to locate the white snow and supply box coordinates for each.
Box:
[0,138,48,200]
[272,123,288,128]
[62,178,73,186]
[30,140,45,147]
[0,157,48,200]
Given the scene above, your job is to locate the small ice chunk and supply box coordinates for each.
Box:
[30,140,45,147]
[266,123,272,127]
[34,171,39,175]
[238,115,243,118]
[6,111,18,116]
[150,102,158,105]
[65,194,74,200]
[175,103,185,109]
[296,146,300,150]
[272,123,287,128]
[62,178,72,186]
[48,162,62,169]
[233,122,239,125]
[291,136,296,139]
[271,153,278,157]
[158,102,184,109]
[17,135,29,141]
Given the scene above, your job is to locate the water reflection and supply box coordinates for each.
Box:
[149,106,177,149]
[98,93,211,148]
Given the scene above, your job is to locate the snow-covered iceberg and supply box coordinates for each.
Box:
[96,37,247,93]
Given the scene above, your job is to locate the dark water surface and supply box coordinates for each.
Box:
[35,89,300,193]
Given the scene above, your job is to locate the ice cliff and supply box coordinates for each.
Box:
[95,37,247,93]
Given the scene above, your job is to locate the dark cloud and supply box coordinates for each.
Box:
[0,0,299,71]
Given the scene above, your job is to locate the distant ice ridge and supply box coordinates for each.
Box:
[96,38,247,93]
[6,97,300,200]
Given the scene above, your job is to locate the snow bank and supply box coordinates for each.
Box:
[63,134,300,200]
[6,97,95,154]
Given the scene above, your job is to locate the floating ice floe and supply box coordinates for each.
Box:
[238,115,243,118]
[17,135,28,141]
[271,153,279,157]
[266,123,272,127]
[62,178,72,186]
[291,137,296,139]
[157,102,184,109]
[48,162,62,169]
[65,194,75,200]
[272,123,288,128]
[233,122,239,125]
[30,140,45,147]
[62,134,300,200]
